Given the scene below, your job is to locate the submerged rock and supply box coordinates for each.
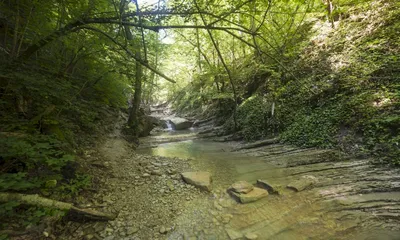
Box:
[245,232,258,240]
[230,187,269,203]
[181,172,212,191]
[287,175,317,192]
[229,181,254,194]
[225,228,243,240]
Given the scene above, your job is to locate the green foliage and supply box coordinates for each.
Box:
[281,106,342,148]
[0,133,74,191]
[224,96,276,141]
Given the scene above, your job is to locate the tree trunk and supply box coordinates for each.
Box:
[128,52,143,138]
[327,0,335,28]
[0,193,115,221]
[194,0,238,131]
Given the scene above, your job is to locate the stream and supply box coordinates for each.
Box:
[137,130,400,240]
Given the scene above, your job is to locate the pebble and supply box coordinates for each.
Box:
[159,226,168,234]
[245,232,258,240]
[127,226,139,235]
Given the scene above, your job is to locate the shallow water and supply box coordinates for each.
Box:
[137,136,400,240]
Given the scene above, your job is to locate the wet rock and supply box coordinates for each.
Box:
[245,232,258,240]
[225,228,243,240]
[213,201,223,211]
[256,179,279,194]
[143,173,151,178]
[219,198,236,208]
[126,226,139,235]
[221,214,233,224]
[230,187,269,204]
[181,172,212,191]
[151,169,162,176]
[287,175,317,192]
[229,181,254,194]
[159,226,169,234]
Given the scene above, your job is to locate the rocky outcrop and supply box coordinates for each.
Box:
[148,116,168,129]
[229,187,269,204]
[181,172,212,191]
[287,175,317,192]
[169,117,193,130]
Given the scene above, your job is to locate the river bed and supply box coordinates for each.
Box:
[137,132,400,240]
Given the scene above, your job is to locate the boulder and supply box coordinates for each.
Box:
[181,172,212,191]
[287,175,317,192]
[169,117,193,130]
[256,179,279,194]
[230,187,269,204]
[229,181,254,194]
[148,116,168,128]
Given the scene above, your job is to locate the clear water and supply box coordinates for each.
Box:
[137,138,400,240]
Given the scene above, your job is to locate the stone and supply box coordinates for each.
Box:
[166,181,175,191]
[181,172,212,191]
[245,233,258,240]
[159,226,168,234]
[230,187,269,204]
[225,228,243,240]
[168,117,194,130]
[256,179,279,194]
[287,175,317,192]
[151,169,162,176]
[221,214,232,224]
[213,201,223,211]
[127,227,139,235]
[143,173,151,178]
[229,181,254,194]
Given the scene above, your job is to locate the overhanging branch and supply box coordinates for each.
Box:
[78,26,176,83]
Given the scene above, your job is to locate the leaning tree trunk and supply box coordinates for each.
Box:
[0,193,115,221]
[194,0,238,131]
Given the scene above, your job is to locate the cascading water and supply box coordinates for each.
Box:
[166,120,175,131]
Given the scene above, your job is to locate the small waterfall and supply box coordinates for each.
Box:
[166,120,175,131]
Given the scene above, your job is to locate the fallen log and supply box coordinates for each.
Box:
[233,138,280,151]
[0,193,116,221]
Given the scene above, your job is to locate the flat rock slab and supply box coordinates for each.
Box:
[287,175,317,192]
[229,181,254,194]
[181,172,212,191]
[231,187,269,204]
[225,228,243,240]
[245,233,259,240]
[256,179,279,194]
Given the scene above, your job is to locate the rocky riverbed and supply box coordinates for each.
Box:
[54,115,400,240]
[56,136,210,239]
